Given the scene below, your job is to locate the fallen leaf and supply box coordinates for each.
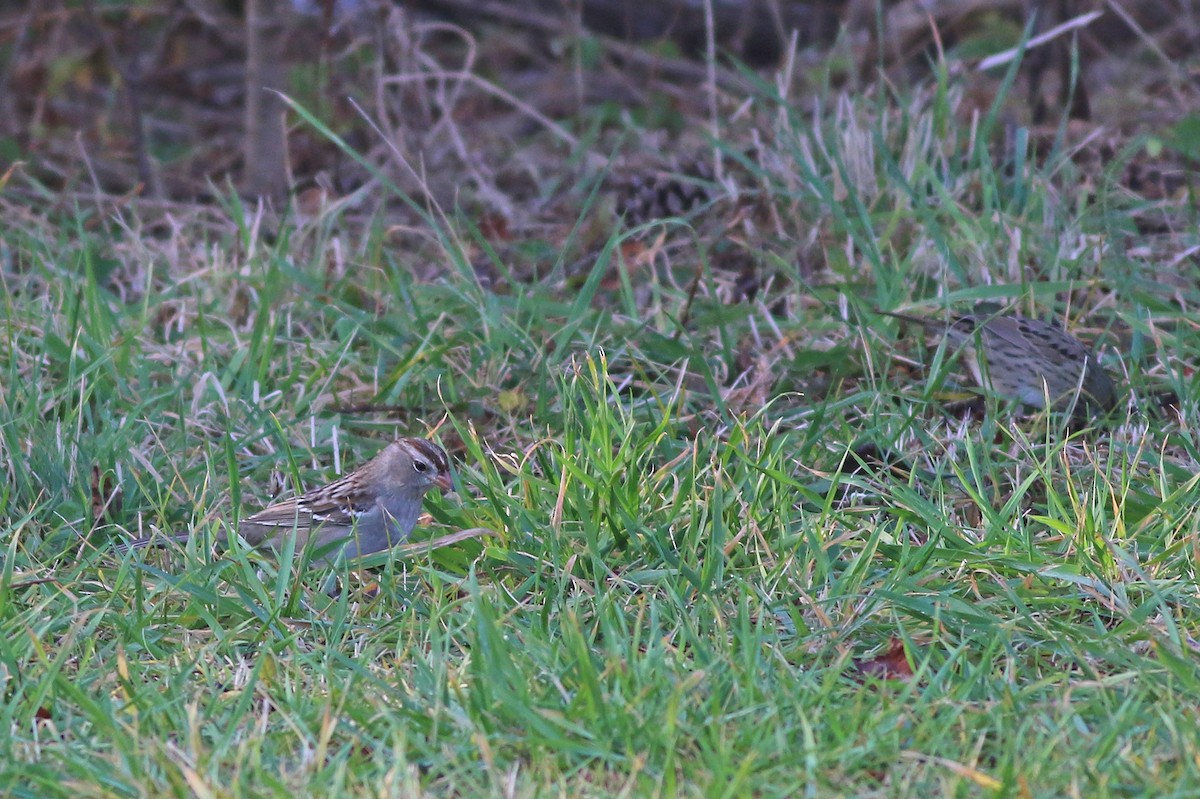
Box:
[478,213,511,242]
[854,637,914,681]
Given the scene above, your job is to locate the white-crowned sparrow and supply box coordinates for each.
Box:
[880,307,1118,415]
[118,437,452,561]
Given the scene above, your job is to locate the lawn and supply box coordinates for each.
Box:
[3,9,1200,798]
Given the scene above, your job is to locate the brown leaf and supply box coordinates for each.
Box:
[618,239,647,261]
[478,213,511,242]
[604,230,665,290]
[854,637,914,681]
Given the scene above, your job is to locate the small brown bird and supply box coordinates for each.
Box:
[118,437,452,561]
[880,307,1118,415]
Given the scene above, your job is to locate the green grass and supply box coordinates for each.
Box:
[3,69,1200,799]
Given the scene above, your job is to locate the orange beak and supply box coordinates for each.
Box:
[434,472,453,492]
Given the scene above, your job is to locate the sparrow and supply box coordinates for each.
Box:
[879,306,1118,415]
[118,437,452,561]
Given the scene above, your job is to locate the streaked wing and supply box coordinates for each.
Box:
[983,317,1083,366]
[242,498,319,528]
[977,316,1032,350]
[1027,326,1089,367]
[243,473,371,529]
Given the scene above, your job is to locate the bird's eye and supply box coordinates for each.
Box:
[413,460,429,473]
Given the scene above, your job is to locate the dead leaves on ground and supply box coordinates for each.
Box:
[853,637,917,682]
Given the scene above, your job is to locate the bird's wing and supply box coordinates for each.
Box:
[241,497,320,528]
[979,316,1033,350]
[243,473,373,529]
[1010,317,1089,365]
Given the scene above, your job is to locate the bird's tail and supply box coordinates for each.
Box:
[113,533,191,554]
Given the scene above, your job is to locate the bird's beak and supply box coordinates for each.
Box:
[435,472,454,492]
